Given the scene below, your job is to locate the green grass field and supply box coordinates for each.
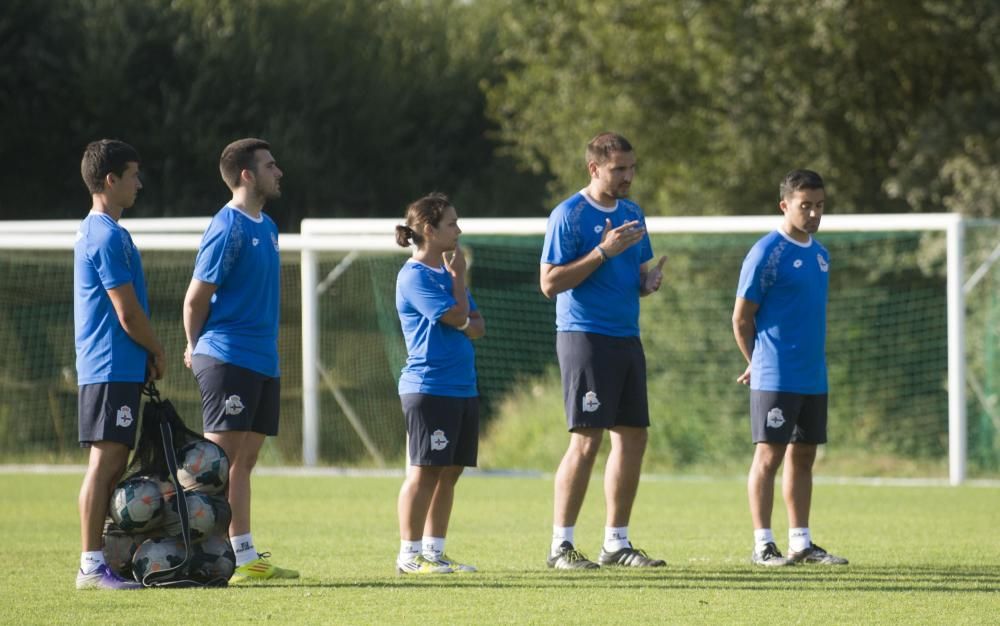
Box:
[2,471,998,625]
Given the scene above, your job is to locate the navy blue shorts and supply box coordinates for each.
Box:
[401,394,479,467]
[750,390,828,444]
[192,355,280,436]
[557,332,650,431]
[78,382,143,448]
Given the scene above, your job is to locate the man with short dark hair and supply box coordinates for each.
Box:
[75,139,165,590]
[540,132,668,569]
[183,138,298,581]
[733,169,848,567]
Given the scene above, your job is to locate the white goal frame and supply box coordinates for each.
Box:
[0,213,982,484]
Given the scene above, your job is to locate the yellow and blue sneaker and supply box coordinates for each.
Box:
[433,554,477,573]
[396,554,453,575]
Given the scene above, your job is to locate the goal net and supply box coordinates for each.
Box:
[0,217,996,480]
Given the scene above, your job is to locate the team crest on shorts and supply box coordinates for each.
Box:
[430,429,449,451]
[115,405,133,427]
[766,407,785,429]
[582,391,600,413]
[224,394,245,415]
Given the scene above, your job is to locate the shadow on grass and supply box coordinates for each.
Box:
[235,565,1000,594]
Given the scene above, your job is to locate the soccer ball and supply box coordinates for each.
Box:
[131,536,186,581]
[162,492,230,543]
[102,524,140,578]
[188,534,236,582]
[176,440,229,494]
[110,476,165,533]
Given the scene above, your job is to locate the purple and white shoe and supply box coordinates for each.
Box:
[76,564,143,590]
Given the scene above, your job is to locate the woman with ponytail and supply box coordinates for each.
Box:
[393,193,485,575]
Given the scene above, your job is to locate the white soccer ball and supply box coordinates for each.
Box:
[176,440,229,494]
[109,476,165,533]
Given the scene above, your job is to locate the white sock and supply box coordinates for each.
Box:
[753,528,776,552]
[604,526,630,552]
[551,526,575,555]
[399,540,421,563]
[231,532,258,567]
[80,550,105,574]
[422,536,446,561]
[789,527,812,552]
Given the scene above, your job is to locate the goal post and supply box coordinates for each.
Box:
[0,214,995,484]
[301,213,977,484]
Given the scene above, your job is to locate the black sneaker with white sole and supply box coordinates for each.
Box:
[597,544,666,567]
[751,542,794,567]
[546,541,600,569]
[788,543,848,565]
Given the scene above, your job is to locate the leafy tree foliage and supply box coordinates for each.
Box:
[485,0,999,216]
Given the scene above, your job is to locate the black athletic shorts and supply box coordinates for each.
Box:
[192,354,280,436]
[78,382,143,448]
[401,393,479,467]
[557,331,650,431]
[750,390,828,444]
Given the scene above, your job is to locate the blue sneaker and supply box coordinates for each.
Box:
[76,564,143,590]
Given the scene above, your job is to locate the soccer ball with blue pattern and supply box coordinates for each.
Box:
[131,536,186,581]
[110,476,165,533]
[176,440,229,494]
[162,492,231,543]
[188,534,236,582]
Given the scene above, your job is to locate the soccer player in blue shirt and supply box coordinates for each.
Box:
[394,193,485,574]
[733,169,848,566]
[540,133,668,569]
[182,138,298,581]
[75,139,165,590]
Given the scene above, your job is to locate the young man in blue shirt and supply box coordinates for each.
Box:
[733,169,848,567]
[183,138,298,581]
[540,133,668,569]
[74,139,165,590]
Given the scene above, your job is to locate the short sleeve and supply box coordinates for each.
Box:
[194,214,241,286]
[541,209,578,266]
[736,244,766,303]
[399,266,456,322]
[91,228,134,291]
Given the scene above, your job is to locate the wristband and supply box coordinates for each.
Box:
[596,245,609,262]
[457,317,471,331]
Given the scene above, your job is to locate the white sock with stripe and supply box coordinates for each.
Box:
[399,540,421,563]
[231,532,259,566]
[753,528,776,553]
[422,536,446,561]
[551,526,575,555]
[80,550,105,574]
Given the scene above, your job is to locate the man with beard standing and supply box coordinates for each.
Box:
[183,138,298,581]
[540,132,668,569]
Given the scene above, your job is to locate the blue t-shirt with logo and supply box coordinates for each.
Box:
[736,230,830,394]
[541,191,654,337]
[396,260,478,397]
[192,205,280,377]
[74,213,150,384]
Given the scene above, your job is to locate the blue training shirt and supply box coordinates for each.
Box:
[541,191,654,337]
[74,213,150,384]
[736,229,830,394]
[396,260,478,397]
[192,205,280,377]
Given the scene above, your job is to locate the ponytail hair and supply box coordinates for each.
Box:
[394,224,416,248]
[396,192,451,249]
